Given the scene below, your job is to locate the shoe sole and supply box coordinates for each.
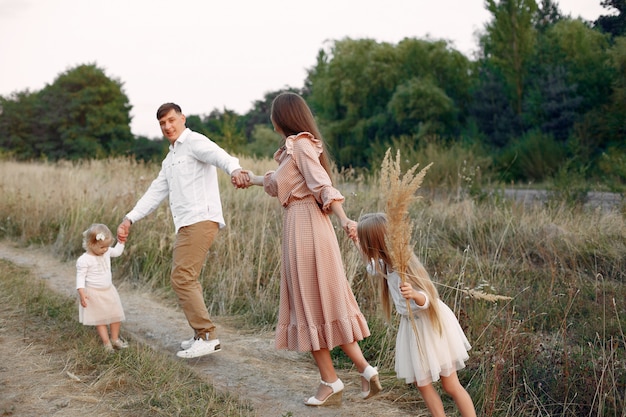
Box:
[304,391,343,406]
[362,374,382,399]
[176,344,221,359]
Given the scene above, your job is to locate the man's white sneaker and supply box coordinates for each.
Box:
[180,336,196,350]
[176,338,221,358]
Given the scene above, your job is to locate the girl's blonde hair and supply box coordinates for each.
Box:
[270,92,333,183]
[357,213,443,334]
[82,223,113,251]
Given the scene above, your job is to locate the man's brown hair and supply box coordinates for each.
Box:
[156,103,182,120]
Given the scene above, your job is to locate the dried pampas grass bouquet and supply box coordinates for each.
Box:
[379,148,432,283]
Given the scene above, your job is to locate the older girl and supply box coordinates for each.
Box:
[357,213,475,417]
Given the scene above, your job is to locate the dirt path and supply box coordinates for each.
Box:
[0,241,411,417]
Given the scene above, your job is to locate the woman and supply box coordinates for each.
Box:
[243,92,381,406]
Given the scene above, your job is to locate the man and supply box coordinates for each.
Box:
[117,102,248,358]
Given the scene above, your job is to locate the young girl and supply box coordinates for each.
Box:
[357,213,476,417]
[76,223,128,352]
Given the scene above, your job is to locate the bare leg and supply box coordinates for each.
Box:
[109,322,121,342]
[95,324,110,345]
[440,372,476,417]
[339,341,370,391]
[339,341,368,372]
[417,383,446,417]
[310,349,339,401]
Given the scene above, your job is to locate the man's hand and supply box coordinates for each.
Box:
[117,218,131,243]
[231,168,250,188]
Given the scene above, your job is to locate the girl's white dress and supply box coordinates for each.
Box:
[76,244,125,326]
[386,270,471,386]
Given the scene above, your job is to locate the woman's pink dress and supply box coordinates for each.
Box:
[263,132,370,352]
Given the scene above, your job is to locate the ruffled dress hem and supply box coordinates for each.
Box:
[275,313,370,352]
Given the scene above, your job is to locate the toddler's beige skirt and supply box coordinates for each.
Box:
[79,285,125,326]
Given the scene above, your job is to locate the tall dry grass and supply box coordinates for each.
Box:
[0,154,624,416]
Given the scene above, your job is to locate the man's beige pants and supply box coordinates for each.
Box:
[171,220,219,341]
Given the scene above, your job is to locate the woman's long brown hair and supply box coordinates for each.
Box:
[270,92,333,182]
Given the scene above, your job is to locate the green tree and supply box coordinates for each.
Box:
[242,88,301,139]
[307,38,402,166]
[482,0,538,114]
[0,63,133,160]
[595,0,626,38]
[523,65,582,141]
[469,63,522,147]
[239,88,302,158]
[0,90,40,159]
[307,38,471,167]
[535,0,563,31]
[544,20,613,114]
[604,36,626,143]
[195,108,246,154]
[520,8,618,157]
[245,124,280,158]
[395,38,473,122]
[39,64,133,159]
[524,1,575,141]
[387,77,455,136]
[184,114,210,137]
[130,136,168,162]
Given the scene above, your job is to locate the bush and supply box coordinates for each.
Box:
[496,130,566,182]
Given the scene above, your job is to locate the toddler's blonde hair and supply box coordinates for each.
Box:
[82,223,113,251]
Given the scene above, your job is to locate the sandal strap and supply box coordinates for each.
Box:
[319,378,344,392]
[360,365,379,381]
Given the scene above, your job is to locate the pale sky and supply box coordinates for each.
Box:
[0,0,606,138]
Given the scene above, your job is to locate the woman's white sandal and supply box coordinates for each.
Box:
[304,378,344,406]
[360,365,382,399]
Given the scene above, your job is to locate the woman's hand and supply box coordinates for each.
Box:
[329,201,358,243]
[341,218,358,243]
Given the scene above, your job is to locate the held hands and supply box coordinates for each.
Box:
[329,200,358,243]
[341,218,358,243]
[117,218,131,243]
[231,170,359,243]
[231,169,263,189]
[230,169,250,188]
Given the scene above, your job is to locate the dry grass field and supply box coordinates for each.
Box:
[0,156,624,416]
